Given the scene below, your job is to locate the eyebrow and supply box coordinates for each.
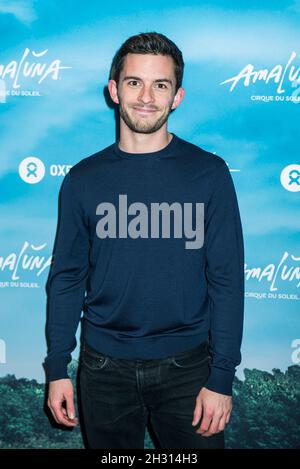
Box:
[122,76,173,85]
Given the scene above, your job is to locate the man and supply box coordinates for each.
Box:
[45,32,244,449]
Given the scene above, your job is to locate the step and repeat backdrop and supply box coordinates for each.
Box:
[0,0,299,449]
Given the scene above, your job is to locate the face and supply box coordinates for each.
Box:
[109,53,184,134]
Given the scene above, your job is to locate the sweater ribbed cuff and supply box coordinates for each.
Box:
[44,358,70,383]
[204,366,235,396]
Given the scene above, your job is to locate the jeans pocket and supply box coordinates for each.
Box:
[81,345,110,371]
[170,352,211,369]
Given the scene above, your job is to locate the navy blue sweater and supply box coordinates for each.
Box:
[45,133,244,395]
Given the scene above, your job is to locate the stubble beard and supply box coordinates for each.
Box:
[118,96,173,135]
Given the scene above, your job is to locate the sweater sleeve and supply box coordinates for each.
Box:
[203,161,245,396]
[44,171,90,382]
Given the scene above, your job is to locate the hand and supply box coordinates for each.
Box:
[47,378,78,427]
[192,387,232,436]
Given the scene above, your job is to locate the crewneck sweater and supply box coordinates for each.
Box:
[45,133,244,396]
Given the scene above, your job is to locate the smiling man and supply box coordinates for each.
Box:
[45,32,244,449]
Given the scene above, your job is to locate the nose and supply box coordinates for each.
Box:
[137,84,155,105]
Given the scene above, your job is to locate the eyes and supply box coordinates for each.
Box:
[127,80,169,90]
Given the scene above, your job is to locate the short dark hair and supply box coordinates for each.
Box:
[109,32,184,93]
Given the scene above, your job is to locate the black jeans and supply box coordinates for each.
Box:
[78,339,225,449]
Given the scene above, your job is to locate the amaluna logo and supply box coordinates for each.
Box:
[220,51,300,94]
[0,48,72,89]
[95,195,204,249]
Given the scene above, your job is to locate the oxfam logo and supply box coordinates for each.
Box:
[19,157,45,184]
[280,164,300,192]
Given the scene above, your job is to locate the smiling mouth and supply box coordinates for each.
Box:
[133,107,157,113]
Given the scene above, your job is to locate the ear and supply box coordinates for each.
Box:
[108,79,119,105]
[171,87,185,110]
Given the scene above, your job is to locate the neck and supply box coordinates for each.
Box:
[117,125,172,154]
